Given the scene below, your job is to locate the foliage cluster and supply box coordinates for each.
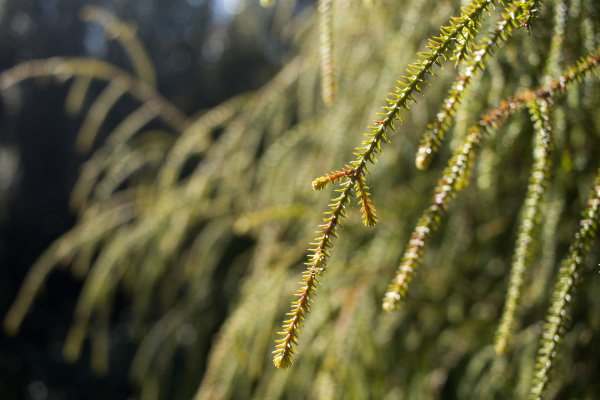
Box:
[2,0,600,399]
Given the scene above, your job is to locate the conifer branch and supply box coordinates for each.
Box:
[274,0,500,368]
[157,92,251,189]
[3,203,136,336]
[416,1,525,170]
[529,166,600,400]
[319,0,336,105]
[384,49,600,312]
[348,0,497,215]
[79,5,157,87]
[495,98,553,355]
[65,76,92,117]
[312,167,355,191]
[356,174,378,227]
[383,125,483,311]
[75,77,129,154]
[0,58,191,132]
[517,0,541,29]
[542,0,568,78]
[273,177,351,368]
[273,269,319,369]
[3,0,600,395]
[71,104,160,208]
[452,3,487,68]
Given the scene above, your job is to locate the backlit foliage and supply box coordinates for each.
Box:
[2,0,600,399]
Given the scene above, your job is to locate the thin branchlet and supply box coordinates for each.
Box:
[272,176,350,368]
[529,167,600,400]
[273,0,499,368]
[417,1,526,170]
[495,98,553,355]
[312,167,356,191]
[356,175,378,226]
[383,125,483,311]
[351,0,497,193]
[518,0,542,29]
[384,50,600,312]
[319,0,336,105]
[273,269,319,369]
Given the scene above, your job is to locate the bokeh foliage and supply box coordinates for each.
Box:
[2,0,600,399]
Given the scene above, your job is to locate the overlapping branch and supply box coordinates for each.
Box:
[416,0,536,170]
[384,50,600,312]
[495,98,553,355]
[273,0,500,369]
[530,167,600,400]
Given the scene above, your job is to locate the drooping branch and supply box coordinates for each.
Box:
[495,98,553,355]
[416,0,528,170]
[273,0,500,369]
[530,166,600,400]
[319,0,336,105]
[383,49,600,312]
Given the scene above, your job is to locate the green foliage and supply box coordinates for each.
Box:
[495,98,553,355]
[530,168,600,400]
[3,0,600,399]
[416,0,523,170]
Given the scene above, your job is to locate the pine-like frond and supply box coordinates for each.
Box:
[416,1,525,170]
[529,166,600,400]
[517,0,541,29]
[495,98,553,355]
[79,5,157,87]
[383,124,483,311]
[4,1,600,397]
[319,0,336,105]
[356,174,377,226]
[273,0,501,366]
[272,269,319,369]
[312,167,355,191]
[384,49,600,312]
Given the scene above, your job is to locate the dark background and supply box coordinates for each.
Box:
[0,0,289,398]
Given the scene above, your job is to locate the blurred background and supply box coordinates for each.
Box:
[0,0,285,398]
